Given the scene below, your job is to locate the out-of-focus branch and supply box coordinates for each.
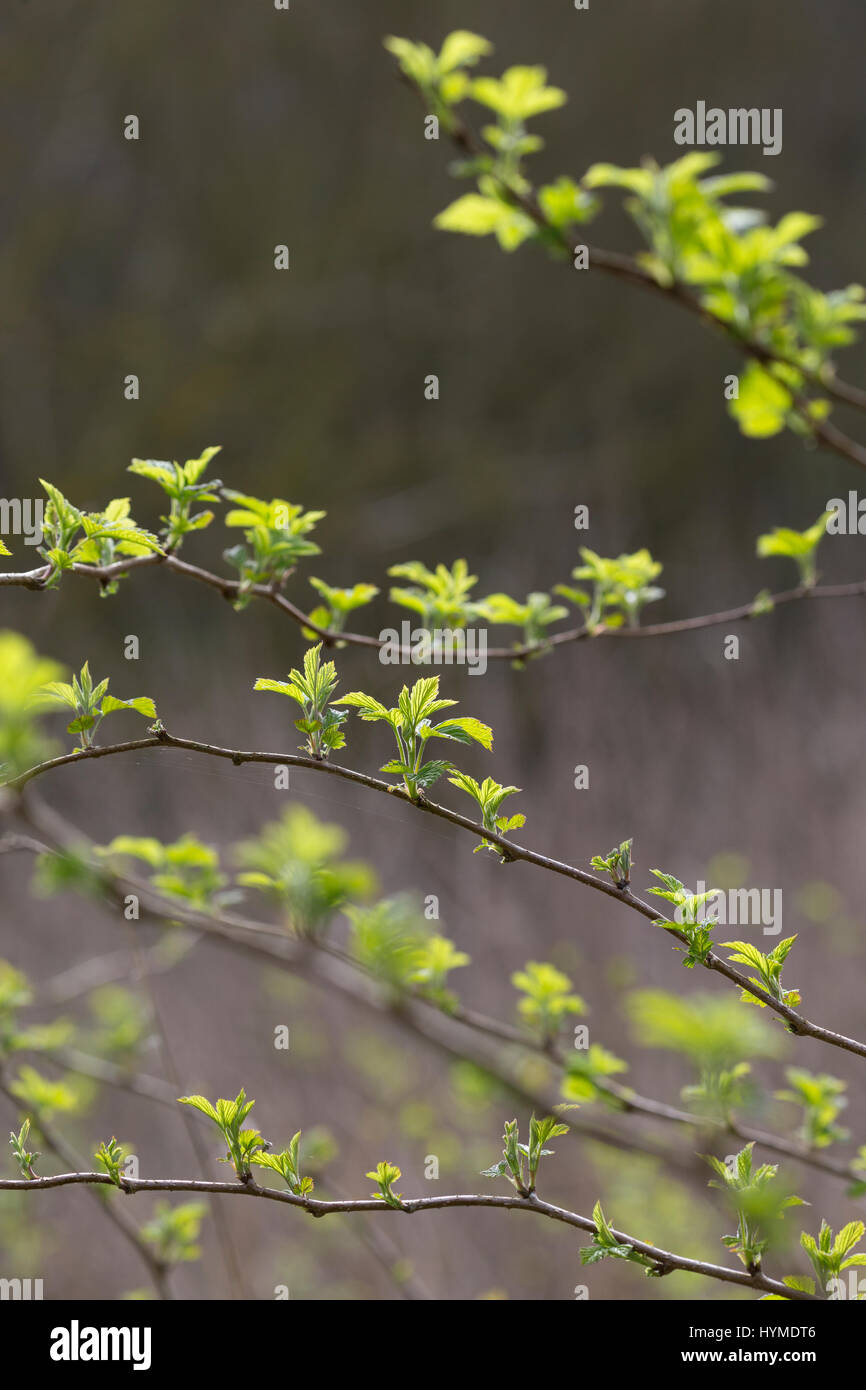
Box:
[0,1077,172,1299]
[8,733,866,1061]
[9,808,863,1191]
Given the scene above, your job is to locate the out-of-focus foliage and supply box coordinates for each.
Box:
[511,960,584,1042]
[0,631,65,779]
[141,1201,208,1265]
[345,895,469,1009]
[96,834,233,911]
[628,988,784,1067]
[776,1068,849,1150]
[235,804,376,934]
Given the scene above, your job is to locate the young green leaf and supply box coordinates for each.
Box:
[366,1160,404,1209]
[590,838,633,888]
[756,513,830,587]
[722,936,801,1010]
[95,1137,126,1187]
[128,447,222,549]
[9,1118,39,1180]
[337,674,492,801]
[580,1200,660,1273]
[254,643,347,759]
[223,491,323,602]
[32,662,157,750]
[251,1132,314,1196]
[178,1089,267,1179]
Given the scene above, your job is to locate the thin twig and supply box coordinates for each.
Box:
[7,734,866,1062]
[1,547,864,662]
[3,802,705,1173]
[17,811,841,1184]
[0,1168,816,1299]
[438,101,866,470]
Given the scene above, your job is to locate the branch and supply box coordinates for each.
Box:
[43,1047,178,1107]
[37,940,192,1006]
[1,547,864,663]
[13,808,851,1191]
[0,1168,815,1300]
[449,1006,866,1187]
[325,1176,434,1300]
[439,103,866,470]
[52,931,866,1190]
[7,812,688,1175]
[8,732,866,1062]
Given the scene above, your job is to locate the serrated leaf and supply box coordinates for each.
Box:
[100,695,157,719]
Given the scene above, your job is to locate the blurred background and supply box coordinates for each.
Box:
[0,0,865,1300]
